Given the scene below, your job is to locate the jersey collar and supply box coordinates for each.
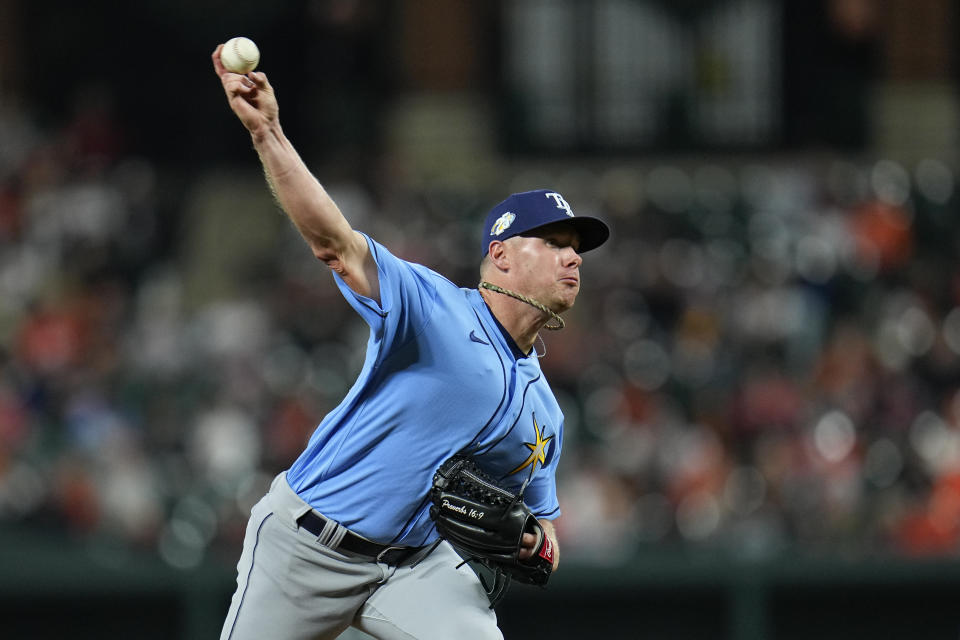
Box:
[473,290,533,360]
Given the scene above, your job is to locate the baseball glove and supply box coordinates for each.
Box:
[429,455,554,605]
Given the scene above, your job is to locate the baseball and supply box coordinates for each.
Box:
[220,37,260,74]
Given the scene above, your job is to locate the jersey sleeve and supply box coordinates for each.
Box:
[331,233,438,354]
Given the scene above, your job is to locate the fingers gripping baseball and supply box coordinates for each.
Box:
[211,45,278,136]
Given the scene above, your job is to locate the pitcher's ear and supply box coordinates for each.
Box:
[487,240,511,271]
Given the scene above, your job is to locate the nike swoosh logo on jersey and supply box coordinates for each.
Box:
[469,330,489,345]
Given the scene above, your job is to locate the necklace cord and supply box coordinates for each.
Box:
[535,333,547,359]
[478,281,565,331]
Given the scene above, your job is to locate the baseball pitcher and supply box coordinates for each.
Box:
[212,42,609,640]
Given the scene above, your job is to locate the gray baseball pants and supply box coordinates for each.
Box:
[220,472,503,640]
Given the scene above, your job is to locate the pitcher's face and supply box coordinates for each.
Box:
[509,223,583,313]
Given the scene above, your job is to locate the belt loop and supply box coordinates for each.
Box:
[317,517,338,545]
[327,524,347,549]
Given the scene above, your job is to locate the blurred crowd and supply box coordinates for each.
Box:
[1,93,959,571]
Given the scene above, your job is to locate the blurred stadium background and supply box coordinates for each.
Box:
[2,0,960,638]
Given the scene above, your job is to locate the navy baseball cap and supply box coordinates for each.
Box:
[480,189,610,257]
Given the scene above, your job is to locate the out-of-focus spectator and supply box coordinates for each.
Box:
[2,86,960,570]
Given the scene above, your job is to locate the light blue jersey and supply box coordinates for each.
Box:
[286,234,564,547]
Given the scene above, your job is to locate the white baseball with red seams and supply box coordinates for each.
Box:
[220,37,260,74]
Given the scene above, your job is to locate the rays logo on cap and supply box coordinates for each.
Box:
[490,211,516,236]
[545,192,574,217]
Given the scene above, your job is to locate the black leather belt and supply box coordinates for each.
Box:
[297,510,422,565]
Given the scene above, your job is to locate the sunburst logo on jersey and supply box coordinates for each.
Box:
[508,413,554,476]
